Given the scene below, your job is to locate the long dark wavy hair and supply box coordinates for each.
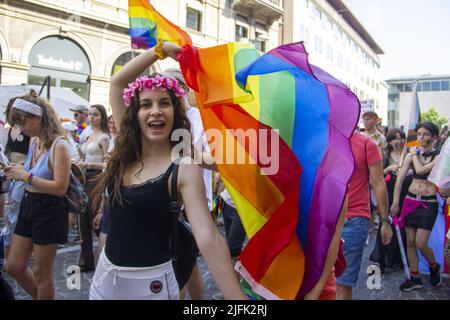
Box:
[91,73,191,209]
[90,104,110,136]
[383,128,406,168]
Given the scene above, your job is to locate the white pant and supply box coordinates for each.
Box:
[89,250,179,300]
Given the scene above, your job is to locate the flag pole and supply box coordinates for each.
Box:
[399,79,419,167]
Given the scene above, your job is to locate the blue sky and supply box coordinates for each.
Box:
[345,0,450,80]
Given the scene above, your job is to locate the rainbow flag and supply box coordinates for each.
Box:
[128,0,192,49]
[179,42,359,299]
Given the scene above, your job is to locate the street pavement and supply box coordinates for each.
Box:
[3,228,450,300]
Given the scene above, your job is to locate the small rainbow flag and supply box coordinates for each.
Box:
[128,0,192,49]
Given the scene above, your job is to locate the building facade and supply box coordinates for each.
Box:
[0,0,283,108]
[386,75,450,128]
[283,0,389,124]
[1,0,387,120]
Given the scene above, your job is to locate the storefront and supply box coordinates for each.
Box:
[28,36,91,100]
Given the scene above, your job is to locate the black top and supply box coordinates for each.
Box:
[412,150,439,180]
[6,129,30,156]
[105,163,175,267]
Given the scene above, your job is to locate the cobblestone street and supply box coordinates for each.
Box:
[3,228,450,300]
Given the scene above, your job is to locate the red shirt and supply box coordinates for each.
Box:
[347,132,382,220]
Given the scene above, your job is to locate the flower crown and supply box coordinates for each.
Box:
[123,75,185,107]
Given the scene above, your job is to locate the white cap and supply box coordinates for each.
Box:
[61,121,77,132]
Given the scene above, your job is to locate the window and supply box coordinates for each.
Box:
[441,80,450,91]
[309,3,321,20]
[396,83,404,92]
[254,32,267,52]
[327,45,333,61]
[371,79,375,89]
[422,81,431,91]
[314,35,322,54]
[404,83,413,92]
[337,52,343,67]
[345,59,351,73]
[300,25,310,43]
[186,7,202,32]
[431,81,440,91]
[235,24,248,41]
[254,40,266,52]
[323,14,332,30]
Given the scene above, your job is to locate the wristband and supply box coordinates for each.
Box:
[24,172,34,184]
[154,38,167,60]
[381,216,392,224]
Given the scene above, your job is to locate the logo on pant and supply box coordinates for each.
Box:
[150,280,163,293]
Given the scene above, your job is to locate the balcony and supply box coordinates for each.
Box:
[232,0,284,22]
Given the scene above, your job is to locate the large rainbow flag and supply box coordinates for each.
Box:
[128,3,359,299]
[179,42,359,299]
[128,0,192,49]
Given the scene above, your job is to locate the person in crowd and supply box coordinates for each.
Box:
[435,127,448,153]
[88,41,245,300]
[391,122,442,291]
[93,114,117,260]
[427,132,450,280]
[1,92,33,260]
[69,105,92,145]
[4,95,71,300]
[77,104,110,272]
[370,128,412,272]
[362,111,386,153]
[336,130,392,300]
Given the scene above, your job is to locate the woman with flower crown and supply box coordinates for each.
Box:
[88,41,246,300]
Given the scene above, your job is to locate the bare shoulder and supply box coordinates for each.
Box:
[178,157,203,184]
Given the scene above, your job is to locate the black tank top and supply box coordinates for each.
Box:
[412,150,439,180]
[6,129,30,155]
[105,163,175,267]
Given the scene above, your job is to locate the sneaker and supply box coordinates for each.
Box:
[429,263,442,287]
[399,278,423,292]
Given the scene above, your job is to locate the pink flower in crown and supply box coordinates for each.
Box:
[142,78,154,91]
[153,75,163,88]
[123,89,133,107]
[129,80,141,93]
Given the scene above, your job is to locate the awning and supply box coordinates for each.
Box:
[0,84,91,123]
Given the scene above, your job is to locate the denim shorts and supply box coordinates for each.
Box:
[336,217,370,288]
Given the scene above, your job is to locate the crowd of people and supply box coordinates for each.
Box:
[0,42,449,300]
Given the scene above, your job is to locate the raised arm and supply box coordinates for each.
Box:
[411,151,439,176]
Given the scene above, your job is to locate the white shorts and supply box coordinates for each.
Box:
[89,249,179,300]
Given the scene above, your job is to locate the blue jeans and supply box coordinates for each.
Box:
[336,217,370,288]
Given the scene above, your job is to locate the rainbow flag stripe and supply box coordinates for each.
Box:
[128,0,192,49]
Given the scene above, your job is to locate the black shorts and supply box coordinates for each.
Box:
[14,191,68,245]
[404,201,439,231]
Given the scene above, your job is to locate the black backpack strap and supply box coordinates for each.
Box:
[169,159,181,258]
[169,160,180,214]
